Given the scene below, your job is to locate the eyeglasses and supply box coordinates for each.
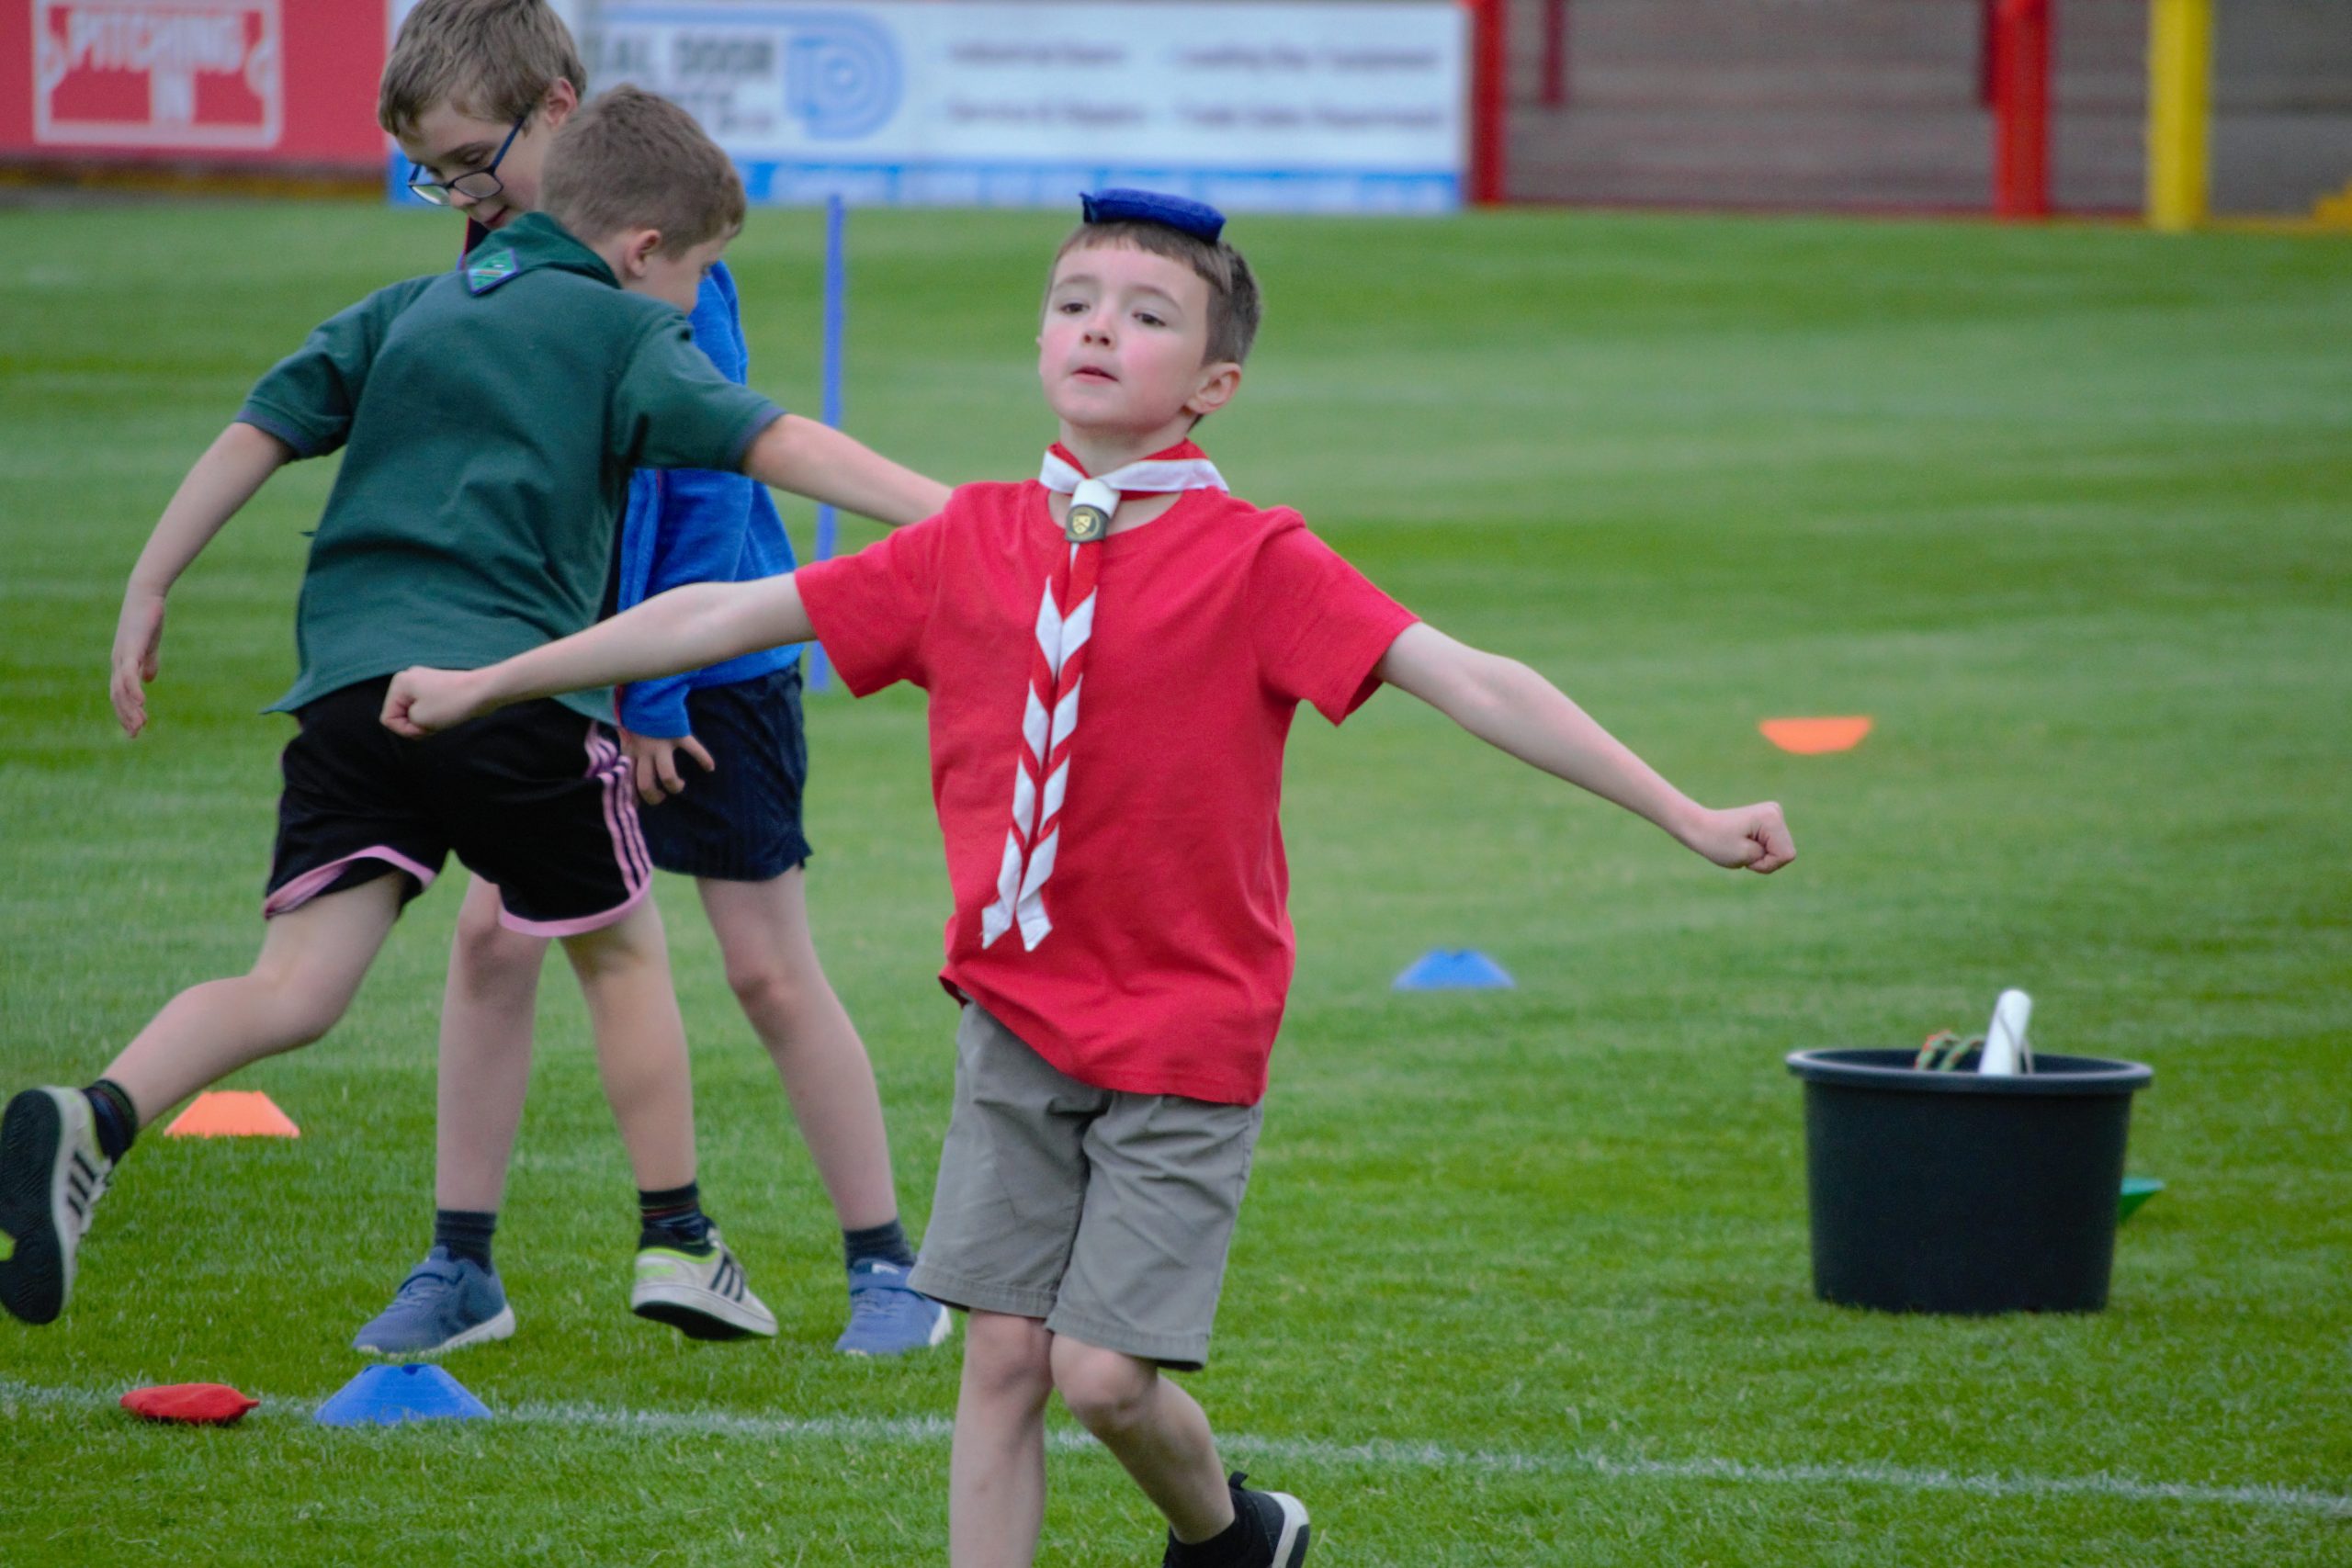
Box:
[405,107,532,207]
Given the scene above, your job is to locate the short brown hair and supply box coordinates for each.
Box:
[379,0,587,138]
[541,85,746,253]
[1052,220,1262,366]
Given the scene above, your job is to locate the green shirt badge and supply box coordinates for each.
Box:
[466,246,519,295]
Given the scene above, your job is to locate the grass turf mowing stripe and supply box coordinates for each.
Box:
[10,1375,2345,1521]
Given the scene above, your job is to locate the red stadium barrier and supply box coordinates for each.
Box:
[0,1,385,174]
[1467,0,1507,205]
[1991,0,2052,217]
[1487,0,2176,217]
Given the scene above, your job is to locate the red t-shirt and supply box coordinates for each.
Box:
[798,479,1418,1104]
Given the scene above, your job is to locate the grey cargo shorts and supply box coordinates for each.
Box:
[910,1003,1264,1370]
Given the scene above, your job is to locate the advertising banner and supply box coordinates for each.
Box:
[4,1,1464,204]
[0,0,386,169]
[573,1,1465,213]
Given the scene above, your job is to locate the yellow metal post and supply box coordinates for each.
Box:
[2147,0,2214,231]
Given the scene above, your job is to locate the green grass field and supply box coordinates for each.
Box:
[2,199,2347,1566]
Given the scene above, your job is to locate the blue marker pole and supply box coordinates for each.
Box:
[808,193,846,692]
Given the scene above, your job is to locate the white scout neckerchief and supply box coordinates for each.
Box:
[976,442,1228,951]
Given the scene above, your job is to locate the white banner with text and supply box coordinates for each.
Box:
[576,1,1467,213]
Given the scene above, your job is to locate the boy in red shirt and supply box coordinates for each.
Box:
[382,189,1795,1568]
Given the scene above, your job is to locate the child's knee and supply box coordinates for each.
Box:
[238,965,350,1047]
[720,953,805,1021]
[453,885,506,943]
[560,907,666,985]
[964,1312,1055,1404]
[450,896,541,981]
[1049,1340,1157,1435]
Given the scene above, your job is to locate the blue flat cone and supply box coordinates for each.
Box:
[1394,949,1514,990]
[315,1363,492,1427]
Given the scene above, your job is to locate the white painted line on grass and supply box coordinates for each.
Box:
[6,1374,2346,1519]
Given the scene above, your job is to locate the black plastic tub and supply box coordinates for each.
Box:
[1785,1048,2154,1314]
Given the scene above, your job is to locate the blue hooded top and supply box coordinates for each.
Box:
[612,259,800,738]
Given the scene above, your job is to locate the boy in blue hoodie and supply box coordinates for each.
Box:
[351,0,946,1358]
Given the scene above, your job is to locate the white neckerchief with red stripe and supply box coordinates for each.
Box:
[978,440,1228,951]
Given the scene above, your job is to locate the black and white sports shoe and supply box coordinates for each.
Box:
[0,1088,114,1325]
[1232,1473,1311,1568]
[1164,1472,1311,1568]
[628,1228,776,1340]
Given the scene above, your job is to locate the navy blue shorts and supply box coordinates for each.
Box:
[638,662,812,883]
[266,676,650,935]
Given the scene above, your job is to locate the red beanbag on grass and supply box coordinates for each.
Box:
[120,1383,261,1426]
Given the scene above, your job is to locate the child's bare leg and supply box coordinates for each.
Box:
[697,870,896,1228]
[951,1310,1056,1568]
[1050,1336,1235,1543]
[558,899,695,1192]
[435,874,548,1211]
[102,877,404,1121]
[560,897,775,1339]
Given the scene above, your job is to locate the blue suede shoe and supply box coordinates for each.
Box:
[352,1247,515,1359]
[834,1258,951,1356]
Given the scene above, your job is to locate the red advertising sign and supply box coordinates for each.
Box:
[2,0,386,169]
[34,0,281,149]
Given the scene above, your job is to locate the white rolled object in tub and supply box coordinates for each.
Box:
[1980,988,2033,1076]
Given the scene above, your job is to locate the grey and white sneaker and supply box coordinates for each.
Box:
[0,1088,114,1325]
[629,1229,775,1340]
[353,1247,517,1358]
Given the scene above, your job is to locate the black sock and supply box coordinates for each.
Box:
[842,1217,916,1270]
[83,1079,139,1164]
[1167,1511,1255,1568]
[637,1181,713,1255]
[433,1209,498,1271]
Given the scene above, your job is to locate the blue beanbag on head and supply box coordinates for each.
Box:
[1080,188,1226,243]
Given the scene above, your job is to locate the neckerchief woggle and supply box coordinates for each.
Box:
[977,442,1227,951]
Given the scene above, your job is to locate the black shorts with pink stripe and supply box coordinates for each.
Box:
[265,675,650,936]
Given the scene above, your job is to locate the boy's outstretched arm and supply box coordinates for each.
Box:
[1376,623,1795,873]
[111,422,295,737]
[382,573,815,738]
[742,413,950,527]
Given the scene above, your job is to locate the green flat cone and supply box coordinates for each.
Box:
[2119,1176,2165,1223]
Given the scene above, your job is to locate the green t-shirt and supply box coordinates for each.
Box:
[237,212,783,720]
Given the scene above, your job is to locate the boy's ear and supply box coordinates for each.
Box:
[617,227,664,278]
[1185,361,1242,419]
[540,76,580,130]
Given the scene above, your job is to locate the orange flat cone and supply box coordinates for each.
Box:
[163,1091,300,1139]
[1759,716,1873,755]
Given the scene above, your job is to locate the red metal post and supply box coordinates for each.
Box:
[1992,0,2052,218]
[1467,0,1508,204]
[1543,0,1570,108]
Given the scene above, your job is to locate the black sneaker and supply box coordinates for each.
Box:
[0,1088,114,1325]
[1164,1472,1311,1568]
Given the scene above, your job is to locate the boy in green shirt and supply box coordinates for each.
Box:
[0,85,948,1334]
[360,0,946,1360]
